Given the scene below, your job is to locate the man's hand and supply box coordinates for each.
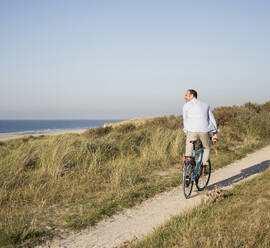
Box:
[212,133,218,142]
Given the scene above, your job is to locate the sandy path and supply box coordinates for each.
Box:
[40,145,270,248]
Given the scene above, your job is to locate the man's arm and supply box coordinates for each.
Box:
[208,108,219,141]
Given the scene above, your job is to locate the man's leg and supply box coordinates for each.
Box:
[199,132,211,164]
[185,132,198,157]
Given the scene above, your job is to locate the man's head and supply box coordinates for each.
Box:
[185,89,197,102]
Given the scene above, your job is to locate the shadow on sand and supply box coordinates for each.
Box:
[207,160,270,190]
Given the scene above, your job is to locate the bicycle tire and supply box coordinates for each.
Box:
[195,160,211,191]
[183,163,194,199]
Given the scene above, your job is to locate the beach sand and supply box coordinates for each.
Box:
[0,128,87,141]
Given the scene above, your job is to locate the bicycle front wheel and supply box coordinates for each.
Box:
[183,164,194,199]
[195,160,211,191]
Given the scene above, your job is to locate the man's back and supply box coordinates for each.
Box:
[183,98,214,133]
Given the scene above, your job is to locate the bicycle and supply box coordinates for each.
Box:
[182,139,212,199]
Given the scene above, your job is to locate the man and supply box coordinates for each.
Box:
[183,89,218,170]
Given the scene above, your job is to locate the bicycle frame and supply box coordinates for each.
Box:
[192,147,204,180]
[183,140,205,181]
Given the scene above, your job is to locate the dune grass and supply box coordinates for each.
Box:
[131,167,270,248]
[0,101,270,247]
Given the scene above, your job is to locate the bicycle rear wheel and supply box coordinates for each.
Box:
[183,164,194,199]
[195,160,211,191]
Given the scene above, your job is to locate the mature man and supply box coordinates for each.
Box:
[183,89,218,168]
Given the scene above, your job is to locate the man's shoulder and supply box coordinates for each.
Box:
[183,100,193,110]
[183,99,210,110]
[197,99,210,108]
[183,101,190,108]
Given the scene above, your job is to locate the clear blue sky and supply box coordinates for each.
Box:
[0,0,269,119]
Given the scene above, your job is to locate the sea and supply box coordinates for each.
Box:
[0,120,123,135]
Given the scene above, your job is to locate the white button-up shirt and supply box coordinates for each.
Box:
[183,98,218,133]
